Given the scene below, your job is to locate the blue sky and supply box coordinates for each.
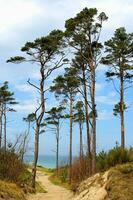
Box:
[0,0,133,156]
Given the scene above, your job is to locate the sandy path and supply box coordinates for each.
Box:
[27,171,73,200]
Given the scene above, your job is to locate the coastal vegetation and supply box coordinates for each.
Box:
[0,4,133,200]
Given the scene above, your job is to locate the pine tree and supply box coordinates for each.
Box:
[7,30,68,188]
[50,67,79,182]
[45,106,65,175]
[73,101,85,158]
[101,27,133,148]
[0,81,17,150]
[65,8,108,173]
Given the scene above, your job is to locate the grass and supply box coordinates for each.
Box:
[49,173,70,190]
[36,165,70,190]
[37,165,54,174]
[106,163,133,200]
[35,181,47,193]
[0,180,26,200]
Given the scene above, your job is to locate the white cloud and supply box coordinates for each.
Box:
[98,110,113,120]
[96,83,105,92]
[15,83,36,93]
[0,0,42,36]
[12,99,37,114]
[96,92,117,105]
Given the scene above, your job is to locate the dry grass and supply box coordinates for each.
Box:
[0,180,26,200]
[106,163,133,200]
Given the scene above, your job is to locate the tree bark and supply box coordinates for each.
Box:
[90,65,96,174]
[69,95,73,183]
[56,123,59,175]
[0,105,3,148]
[32,64,45,188]
[82,66,92,174]
[3,106,7,151]
[79,122,83,158]
[32,126,39,188]
[120,68,125,148]
[82,67,91,155]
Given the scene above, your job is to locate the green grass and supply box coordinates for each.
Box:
[37,165,54,174]
[49,174,70,190]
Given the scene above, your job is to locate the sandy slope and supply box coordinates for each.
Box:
[27,171,73,200]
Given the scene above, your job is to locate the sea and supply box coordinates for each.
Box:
[24,155,70,169]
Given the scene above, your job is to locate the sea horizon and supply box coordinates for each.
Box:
[24,154,71,169]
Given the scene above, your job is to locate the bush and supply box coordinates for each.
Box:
[71,156,90,191]
[97,147,133,172]
[58,166,68,183]
[96,150,108,171]
[0,148,28,184]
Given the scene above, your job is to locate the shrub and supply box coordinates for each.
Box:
[96,150,108,171]
[71,156,90,191]
[58,166,68,183]
[97,147,133,172]
[0,148,28,184]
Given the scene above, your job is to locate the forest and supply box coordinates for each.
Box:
[0,5,133,200]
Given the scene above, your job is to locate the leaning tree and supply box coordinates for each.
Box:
[7,30,68,188]
[101,27,133,148]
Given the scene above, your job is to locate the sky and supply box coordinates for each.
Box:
[0,0,133,156]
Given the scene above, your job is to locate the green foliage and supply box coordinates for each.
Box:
[73,101,85,123]
[0,81,17,106]
[96,151,108,171]
[45,106,65,126]
[50,67,80,100]
[97,147,133,172]
[23,113,36,123]
[7,29,65,64]
[113,102,127,116]
[65,7,107,59]
[101,27,133,79]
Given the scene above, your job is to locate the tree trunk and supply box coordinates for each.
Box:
[56,124,59,175]
[32,126,39,188]
[79,122,83,158]
[90,66,96,174]
[31,64,45,189]
[0,105,3,148]
[120,68,125,148]
[4,106,7,151]
[82,68,91,155]
[82,67,92,175]
[69,95,73,183]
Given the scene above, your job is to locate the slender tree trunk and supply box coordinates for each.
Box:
[0,106,3,148]
[82,67,92,174]
[120,68,125,148]
[79,122,83,158]
[90,65,96,174]
[32,126,39,188]
[69,95,73,183]
[4,106,7,151]
[82,69,91,154]
[32,64,45,189]
[56,124,59,175]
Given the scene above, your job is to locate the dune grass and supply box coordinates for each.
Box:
[0,180,26,200]
[106,163,133,200]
